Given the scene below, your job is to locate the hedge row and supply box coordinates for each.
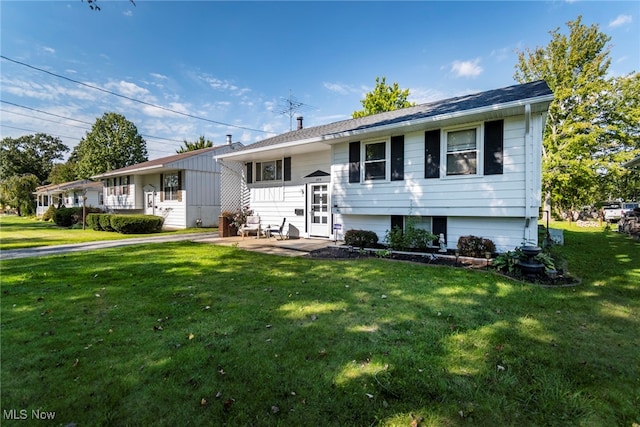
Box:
[86,213,164,234]
[52,207,103,227]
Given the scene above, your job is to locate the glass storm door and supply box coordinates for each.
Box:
[309,184,330,237]
[145,192,155,215]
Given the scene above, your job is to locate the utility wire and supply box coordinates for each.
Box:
[1,55,275,135]
[1,99,190,145]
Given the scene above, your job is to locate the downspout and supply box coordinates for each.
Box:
[524,103,533,243]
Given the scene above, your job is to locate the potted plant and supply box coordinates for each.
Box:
[218,210,236,237]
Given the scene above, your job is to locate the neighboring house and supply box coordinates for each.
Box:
[92,139,243,229]
[34,179,104,217]
[216,80,553,252]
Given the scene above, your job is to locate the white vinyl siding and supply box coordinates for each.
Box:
[332,116,535,217]
[246,150,331,237]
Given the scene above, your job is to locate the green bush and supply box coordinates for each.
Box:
[344,229,379,248]
[457,235,496,257]
[384,217,437,251]
[110,214,164,234]
[42,205,57,222]
[86,213,103,231]
[99,214,114,232]
[53,207,81,227]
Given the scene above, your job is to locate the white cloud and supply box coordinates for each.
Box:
[42,46,55,54]
[150,72,168,80]
[105,80,150,98]
[197,73,249,96]
[451,58,483,78]
[123,10,133,17]
[409,87,447,105]
[323,82,358,95]
[609,14,632,28]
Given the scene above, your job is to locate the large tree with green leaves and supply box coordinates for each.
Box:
[73,112,148,179]
[0,174,39,216]
[514,16,639,217]
[352,77,415,118]
[0,134,69,184]
[176,135,213,153]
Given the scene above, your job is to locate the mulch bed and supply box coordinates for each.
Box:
[305,246,579,287]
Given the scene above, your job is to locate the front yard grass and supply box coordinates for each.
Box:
[0,215,216,251]
[0,223,638,426]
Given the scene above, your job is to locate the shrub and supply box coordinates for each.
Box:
[53,207,81,227]
[86,213,103,231]
[99,214,114,232]
[42,205,57,222]
[384,217,437,251]
[110,214,164,234]
[457,235,496,257]
[344,229,379,248]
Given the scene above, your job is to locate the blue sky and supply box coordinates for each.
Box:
[1,1,638,160]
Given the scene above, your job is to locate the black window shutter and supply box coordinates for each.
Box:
[424,130,440,179]
[391,135,404,181]
[349,141,361,183]
[246,162,253,184]
[255,162,262,182]
[484,120,504,175]
[284,157,291,181]
[160,174,164,191]
[432,216,447,245]
[178,171,182,190]
[391,215,403,231]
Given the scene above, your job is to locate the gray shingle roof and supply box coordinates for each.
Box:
[237,80,552,152]
[92,143,243,178]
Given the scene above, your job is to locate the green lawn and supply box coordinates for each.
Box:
[0,222,638,426]
[0,215,216,250]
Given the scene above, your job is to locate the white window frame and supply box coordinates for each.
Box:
[443,123,483,177]
[362,138,390,182]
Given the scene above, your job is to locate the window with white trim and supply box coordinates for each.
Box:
[364,141,387,181]
[446,127,479,176]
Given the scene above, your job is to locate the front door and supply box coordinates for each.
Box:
[145,192,155,215]
[309,184,330,237]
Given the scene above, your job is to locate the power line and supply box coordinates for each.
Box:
[1,100,93,126]
[0,123,178,156]
[1,55,275,135]
[1,99,188,145]
[0,124,80,141]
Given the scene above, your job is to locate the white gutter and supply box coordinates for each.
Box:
[91,164,168,179]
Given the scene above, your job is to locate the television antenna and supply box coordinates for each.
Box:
[275,90,316,131]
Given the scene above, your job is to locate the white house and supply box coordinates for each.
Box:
[34,179,104,217]
[92,139,243,229]
[216,81,553,251]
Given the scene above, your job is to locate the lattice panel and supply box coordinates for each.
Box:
[219,160,247,213]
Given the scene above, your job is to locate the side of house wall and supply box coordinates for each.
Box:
[246,150,331,237]
[330,113,545,252]
[184,170,220,228]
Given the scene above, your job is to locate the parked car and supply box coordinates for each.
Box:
[621,202,639,217]
[603,204,622,222]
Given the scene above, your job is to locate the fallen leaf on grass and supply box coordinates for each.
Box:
[200,398,207,406]
[188,333,195,340]
[73,358,79,367]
